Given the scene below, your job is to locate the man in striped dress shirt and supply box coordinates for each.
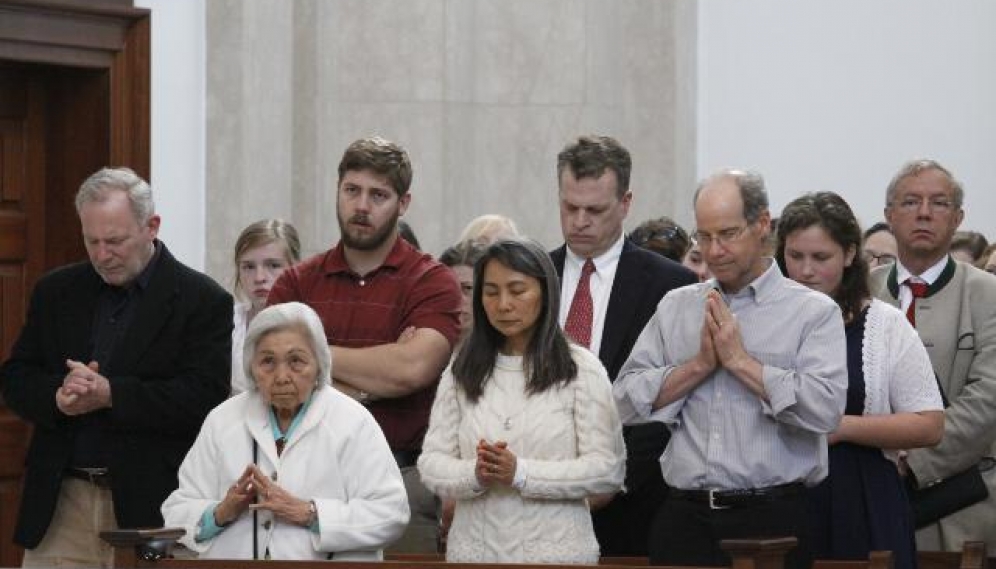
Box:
[613,169,847,569]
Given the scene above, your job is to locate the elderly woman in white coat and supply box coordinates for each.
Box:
[418,238,625,564]
[162,302,409,560]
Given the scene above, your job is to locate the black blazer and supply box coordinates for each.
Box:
[0,243,232,548]
[551,239,697,380]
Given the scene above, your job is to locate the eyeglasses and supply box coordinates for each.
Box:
[691,225,749,248]
[862,250,896,265]
[890,196,958,214]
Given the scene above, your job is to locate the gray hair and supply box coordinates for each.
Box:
[243,302,333,391]
[75,167,155,224]
[886,159,964,208]
[693,169,769,223]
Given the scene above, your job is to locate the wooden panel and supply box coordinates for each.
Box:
[0,38,114,68]
[0,213,26,261]
[109,11,149,177]
[0,6,127,51]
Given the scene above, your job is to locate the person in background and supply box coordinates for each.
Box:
[162,302,408,560]
[862,222,898,269]
[418,238,625,564]
[438,241,486,348]
[776,191,943,568]
[399,220,421,250]
[977,243,996,274]
[949,230,989,265]
[682,240,712,282]
[457,214,520,246]
[614,169,847,569]
[869,159,996,552]
[231,219,301,395]
[0,167,232,568]
[629,216,692,262]
[550,135,696,556]
[268,137,462,553]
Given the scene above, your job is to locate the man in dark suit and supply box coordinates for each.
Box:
[0,167,232,568]
[550,135,697,556]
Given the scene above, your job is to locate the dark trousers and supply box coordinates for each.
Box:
[648,489,813,569]
[595,423,670,556]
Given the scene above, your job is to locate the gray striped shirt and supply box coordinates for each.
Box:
[613,260,847,490]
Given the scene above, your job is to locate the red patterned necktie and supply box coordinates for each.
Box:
[565,259,596,348]
[906,280,929,326]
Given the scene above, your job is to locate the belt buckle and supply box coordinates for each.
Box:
[708,489,729,510]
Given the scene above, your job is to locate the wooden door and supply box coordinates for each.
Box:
[0,1,151,564]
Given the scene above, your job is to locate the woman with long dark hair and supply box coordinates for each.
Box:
[418,238,625,564]
[776,192,943,568]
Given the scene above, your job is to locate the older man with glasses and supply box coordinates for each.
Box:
[868,159,996,553]
[613,169,847,569]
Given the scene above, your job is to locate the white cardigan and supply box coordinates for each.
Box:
[861,299,944,417]
[418,345,625,564]
[162,385,409,560]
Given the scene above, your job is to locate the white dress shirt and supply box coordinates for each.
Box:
[558,235,624,356]
[895,255,949,313]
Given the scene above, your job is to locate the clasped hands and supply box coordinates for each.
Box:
[475,439,517,488]
[694,290,751,374]
[214,464,313,528]
[56,359,112,415]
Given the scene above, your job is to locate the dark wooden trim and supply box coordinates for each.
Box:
[0,1,149,70]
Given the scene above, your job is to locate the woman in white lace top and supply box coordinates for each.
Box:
[418,238,625,564]
[776,192,943,568]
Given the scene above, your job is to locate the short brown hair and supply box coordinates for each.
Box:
[337,137,413,197]
[557,135,631,198]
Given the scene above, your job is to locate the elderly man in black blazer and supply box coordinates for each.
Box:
[0,167,232,568]
[550,135,697,556]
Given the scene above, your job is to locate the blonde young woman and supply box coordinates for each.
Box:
[231,220,301,395]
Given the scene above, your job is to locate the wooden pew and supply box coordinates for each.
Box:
[811,551,893,569]
[386,554,648,565]
[918,542,987,569]
[100,530,798,569]
[101,530,985,569]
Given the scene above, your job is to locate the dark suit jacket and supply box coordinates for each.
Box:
[551,239,697,380]
[0,242,232,548]
[551,239,696,555]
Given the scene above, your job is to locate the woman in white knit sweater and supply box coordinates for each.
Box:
[418,238,625,564]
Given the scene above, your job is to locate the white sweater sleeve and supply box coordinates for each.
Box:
[417,369,485,499]
[518,353,626,499]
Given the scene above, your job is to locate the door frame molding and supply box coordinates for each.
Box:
[0,0,151,177]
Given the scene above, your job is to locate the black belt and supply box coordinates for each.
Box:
[65,467,112,489]
[670,482,803,510]
[393,450,421,469]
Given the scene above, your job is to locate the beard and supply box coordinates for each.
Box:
[337,209,400,251]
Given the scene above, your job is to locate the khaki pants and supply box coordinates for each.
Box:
[387,466,439,553]
[21,478,119,568]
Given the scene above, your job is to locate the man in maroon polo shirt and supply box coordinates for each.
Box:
[268,137,461,552]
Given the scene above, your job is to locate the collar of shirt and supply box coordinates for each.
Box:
[564,233,625,279]
[268,392,315,443]
[321,236,411,277]
[710,258,779,306]
[895,255,951,311]
[560,234,625,355]
[895,255,949,287]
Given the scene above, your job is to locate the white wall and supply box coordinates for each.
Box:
[697,0,996,238]
[143,0,996,269]
[135,0,206,269]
